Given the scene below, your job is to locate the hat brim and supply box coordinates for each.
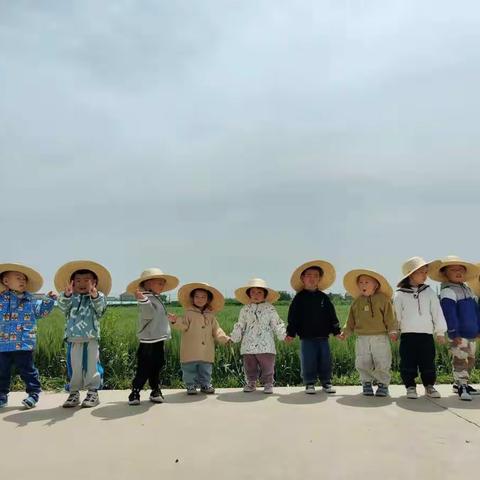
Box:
[467,263,480,296]
[397,259,440,287]
[127,274,179,294]
[234,285,280,304]
[343,269,393,298]
[54,260,112,296]
[0,263,43,293]
[178,283,225,312]
[290,260,336,292]
[428,260,479,283]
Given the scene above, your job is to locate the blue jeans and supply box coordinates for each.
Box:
[300,338,332,385]
[181,362,213,387]
[0,351,41,399]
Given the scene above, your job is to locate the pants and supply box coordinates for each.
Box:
[0,351,41,399]
[243,353,276,386]
[181,361,213,387]
[400,333,436,388]
[132,342,165,391]
[450,337,476,385]
[355,335,392,386]
[300,338,332,385]
[68,340,102,392]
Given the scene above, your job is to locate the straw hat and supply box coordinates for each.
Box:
[127,268,179,294]
[397,256,440,287]
[54,260,112,296]
[235,278,280,304]
[428,255,480,283]
[290,259,336,292]
[467,264,480,296]
[0,263,43,293]
[178,282,225,312]
[343,269,393,298]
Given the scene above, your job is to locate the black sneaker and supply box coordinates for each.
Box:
[458,385,472,401]
[128,389,141,406]
[149,389,164,403]
[453,384,479,395]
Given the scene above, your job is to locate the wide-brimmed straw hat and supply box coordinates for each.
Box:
[467,264,480,296]
[0,263,43,293]
[235,278,280,304]
[178,282,225,312]
[343,269,393,298]
[127,268,179,294]
[54,260,112,296]
[397,256,440,287]
[428,255,480,283]
[290,260,336,292]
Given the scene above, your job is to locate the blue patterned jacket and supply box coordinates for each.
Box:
[0,290,55,352]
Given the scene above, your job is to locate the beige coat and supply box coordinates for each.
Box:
[172,307,229,363]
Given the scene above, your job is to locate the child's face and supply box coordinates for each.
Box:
[248,287,266,304]
[301,268,321,290]
[409,266,428,286]
[193,289,209,309]
[143,278,166,294]
[357,275,379,297]
[444,265,466,283]
[1,271,27,293]
[72,273,97,294]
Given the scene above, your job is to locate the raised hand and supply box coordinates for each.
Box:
[47,291,58,300]
[135,288,147,301]
[88,279,98,298]
[65,281,73,297]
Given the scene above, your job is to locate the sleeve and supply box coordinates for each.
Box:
[429,291,447,335]
[393,292,404,332]
[286,295,300,337]
[269,306,286,341]
[57,293,72,315]
[343,306,355,336]
[138,297,155,321]
[325,296,341,336]
[382,297,398,334]
[440,288,459,338]
[33,296,55,319]
[230,307,247,343]
[212,316,230,344]
[171,312,189,332]
[91,292,107,317]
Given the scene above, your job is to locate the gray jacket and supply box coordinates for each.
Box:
[137,294,171,342]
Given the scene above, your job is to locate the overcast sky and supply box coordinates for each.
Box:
[1,1,480,297]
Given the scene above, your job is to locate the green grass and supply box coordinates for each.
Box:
[9,303,480,391]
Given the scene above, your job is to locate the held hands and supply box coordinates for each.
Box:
[337,331,346,341]
[452,337,462,346]
[167,313,178,324]
[64,281,73,297]
[284,336,294,344]
[135,289,147,301]
[389,332,398,342]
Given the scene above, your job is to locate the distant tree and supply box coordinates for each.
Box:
[278,291,293,301]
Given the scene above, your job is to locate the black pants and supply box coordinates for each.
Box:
[399,333,436,388]
[132,342,165,391]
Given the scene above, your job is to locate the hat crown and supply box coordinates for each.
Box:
[140,268,165,278]
[441,255,462,263]
[401,257,427,276]
[246,278,268,289]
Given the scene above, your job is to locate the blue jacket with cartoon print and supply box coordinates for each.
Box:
[0,290,55,352]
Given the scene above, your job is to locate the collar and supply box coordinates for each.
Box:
[397,284,430,294]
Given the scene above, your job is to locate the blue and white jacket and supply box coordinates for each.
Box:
[440,282,480,339]
[57,292,107,341]
[0,290,55,352]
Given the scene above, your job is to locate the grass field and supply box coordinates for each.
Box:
[10,303,480,391]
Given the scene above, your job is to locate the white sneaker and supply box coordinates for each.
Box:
[243,384,256,393]
[305,384,316,394]
[63,391,80,408]
[406,387,418,399]
[425,386,441,398]
[81,391,99,408]
[458,385,472,401]
[263,385,273,394]
[322,384,336,394]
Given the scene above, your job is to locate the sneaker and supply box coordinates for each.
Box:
[63,391,80,408]
[128,389,141,406]
[200,385,215,394]
[425,385,441,398]
[322,383,336,394]
[22,395,38,409]
[263,384,273,394]
[375,384,389,397]
[186,385,197,395]
[0,395,8,408]
[81,391,99,408]
[243,383,256,393]
[458,385,472,401]
[305,384,316,394]
[362,382,374,396]
[149,389,164,403]
[406,387,418,399]
[453,384,480,396]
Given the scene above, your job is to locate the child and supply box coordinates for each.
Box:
[126,267,179,405]
[230,278,286,394]
[168,282,230,395]
[55,260,110,408]
[0,263,56,409]
[394,257,447,399]
[341,269,397,397]
[286,260,341,394]
[429,256,480,401]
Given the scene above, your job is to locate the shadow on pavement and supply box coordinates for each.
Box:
[394,396,446,413]
[216,390,273,403]
[426,396,480,411]
[163,391,208,404]
[3,406,78,427]
[276,391,328,405]
[336,393,394,408]
[90,401,156,420]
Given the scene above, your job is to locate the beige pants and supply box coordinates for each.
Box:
[68,340,101,392]
[450,338,476,385]
[355,335,392,386]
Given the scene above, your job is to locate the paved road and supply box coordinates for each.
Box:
[1,385,479,480]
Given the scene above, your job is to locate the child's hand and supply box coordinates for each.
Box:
[452,337,462,346]
[135,289,147,301]
[88,280,98,299]
[436,335,446,345]
[167,313,177,324]
[64,281,73,297]
[389,332,398,342]
[337,332,346,341]
[47,291,58,300]
[284,336,294,344]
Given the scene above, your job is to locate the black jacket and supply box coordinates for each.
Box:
[286,289,341,339]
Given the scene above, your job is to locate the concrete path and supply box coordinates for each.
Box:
[1,385,479,480]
